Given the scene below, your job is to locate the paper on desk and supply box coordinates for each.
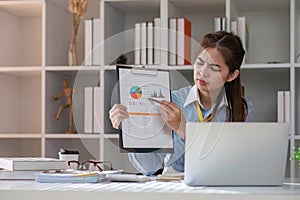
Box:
[107,174,154,182]
[156,173,184,181]
[36,169,123,183]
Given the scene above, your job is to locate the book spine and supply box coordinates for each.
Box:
[177,18,191,65]
[277,91,284,123]
[92,18,102,66]
[147,22,154,65]
[154,18,161,65]
[284,91,290,123]
[93,87,101,133]
[134,23,141,65]
[214,17,221,31]
[140,22,147,65]
[237,16,248,63]
[230,20,237,35]
[84,87,93,133]
[169,18,177,65]
[84,19,92,65]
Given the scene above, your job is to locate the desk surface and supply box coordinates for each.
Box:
[0,180,300,200]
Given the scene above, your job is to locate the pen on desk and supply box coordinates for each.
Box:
[148,97,162,104]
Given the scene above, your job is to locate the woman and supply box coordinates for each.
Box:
[109,31,254,175]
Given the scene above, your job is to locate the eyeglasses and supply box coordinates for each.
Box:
[67,160,114,172]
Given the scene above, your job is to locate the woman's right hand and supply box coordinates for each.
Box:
[109,104,129,129]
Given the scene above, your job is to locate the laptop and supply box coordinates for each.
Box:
[184,122,289,186]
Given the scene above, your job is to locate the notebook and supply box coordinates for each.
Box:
[184,122,289,186]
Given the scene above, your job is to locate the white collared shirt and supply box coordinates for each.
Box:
[183,85,228,119]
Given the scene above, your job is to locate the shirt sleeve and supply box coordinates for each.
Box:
[245,98,254,122]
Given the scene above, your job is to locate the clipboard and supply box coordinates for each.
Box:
[116,65,174,153]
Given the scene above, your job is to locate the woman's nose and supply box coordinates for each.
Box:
[200,63,209,78]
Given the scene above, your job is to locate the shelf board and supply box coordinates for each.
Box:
[241,63,290,69]
[294,63,300,68]
[293,135,300,140]
[45,133,100,139]
[103,65,194,71]
[0,67,41,77]
[0,133,41,139]
[45,66,102,71]
[104,134,119,139]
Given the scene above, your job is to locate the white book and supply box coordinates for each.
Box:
[0,157,67,171]
[140,22,147,65]
[147,22,154,65]
[277,91,284,123]
[237,16,246,48]
[231,20,237,34]
[134,23,141,65]
[84,19,93,65]
[214,17,221,31]
[93,87,101,133]
[0,169,41,180]
[169,18,177,65]
[154,18,161,65]
[92,18,102,65]
[84,87,93,133]
[177,18,191,65]
[284,91,290,123]
[237,16,248,63]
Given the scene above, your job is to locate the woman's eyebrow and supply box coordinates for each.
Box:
[198,57,221,67]
[197,57,205,62]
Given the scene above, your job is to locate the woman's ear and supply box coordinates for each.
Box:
[227,69,239,82]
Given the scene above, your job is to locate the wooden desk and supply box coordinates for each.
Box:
[0,180,300,200]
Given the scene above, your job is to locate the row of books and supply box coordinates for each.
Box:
[134,18,160,65]
[214,16,249,63]
[214,16,248,51]
[84,86,101,133]
[168,18,191,65]
[214,17,227,31]
[134,17,192,66]
[277,91,290,123]
[85,18,102,66]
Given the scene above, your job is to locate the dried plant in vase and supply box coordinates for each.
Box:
[68,0,88,66]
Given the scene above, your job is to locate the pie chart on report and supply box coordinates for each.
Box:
[130,86,142,99]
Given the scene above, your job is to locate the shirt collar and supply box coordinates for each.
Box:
[183,85,229,109]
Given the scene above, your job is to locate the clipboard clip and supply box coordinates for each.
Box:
[131,67,158,76]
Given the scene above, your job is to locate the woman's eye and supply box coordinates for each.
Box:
[197,62,205,66]
[209,65,221,72]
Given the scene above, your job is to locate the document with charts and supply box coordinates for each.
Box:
[117,66,173,152]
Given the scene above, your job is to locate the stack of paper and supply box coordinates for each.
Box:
[0,169,40,180]
[36,170,99,183]
[36,169,124,183]
[0,157,68,180]
[0,157,67,171]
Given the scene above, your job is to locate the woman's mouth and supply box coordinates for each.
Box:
[198,79,207,86]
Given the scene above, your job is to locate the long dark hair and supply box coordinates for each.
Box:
[200,31,247,121]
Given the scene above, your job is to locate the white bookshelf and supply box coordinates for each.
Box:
[0,0,299,176]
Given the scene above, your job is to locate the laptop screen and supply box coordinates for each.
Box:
[184,122,289,186]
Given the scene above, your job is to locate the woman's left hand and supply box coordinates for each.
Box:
[160,101,186,140]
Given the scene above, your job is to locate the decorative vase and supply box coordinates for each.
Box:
[68,40,77,66]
